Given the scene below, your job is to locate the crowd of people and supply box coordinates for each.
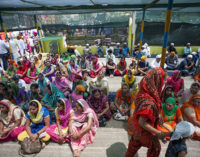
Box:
[0,32,200,157]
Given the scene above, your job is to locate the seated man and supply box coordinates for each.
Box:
[136,56,150,75]
[166,51,179,70]
[97,44,104,57]
[79,56,90,72]
[106,49,115,64]
[183,43,192,57]
[167,43,177,54]
[178,55,196,76]
[114,43,122,57]
[151,54,166,68]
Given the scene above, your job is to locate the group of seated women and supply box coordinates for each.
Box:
[1,49,200,157]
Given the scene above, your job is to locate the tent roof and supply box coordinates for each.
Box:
[0,0,200,14]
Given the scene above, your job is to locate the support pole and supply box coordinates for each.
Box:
[131,11,137,53]
[128,17,133,54]
[139,10,145,51]
[0,13,7,38]
[160,0,174,67]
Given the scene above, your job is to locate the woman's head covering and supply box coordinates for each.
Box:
[55,98,72,127]
[76,85,85,93]
[171,51,175,56]
[171,70,181,81]
[170,121,194,141]
[67,45,71,49]
[135,67,165,115]
[74,74,82,80]
[29,99,43,124]
[162,97,178,117]
[72,99,99,127]
[0,99,16,125]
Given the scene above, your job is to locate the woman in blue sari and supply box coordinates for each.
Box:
[41,83,65,120]
[18,100,51,148]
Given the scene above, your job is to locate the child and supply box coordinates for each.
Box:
[165,121,195,157]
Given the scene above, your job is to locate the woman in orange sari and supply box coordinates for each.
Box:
[126,67,167,157]
[157,97,183,136]
[181,94,200,140]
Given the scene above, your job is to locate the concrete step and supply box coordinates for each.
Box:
[0,128,200,157]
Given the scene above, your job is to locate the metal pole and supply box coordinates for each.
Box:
[0,13,7,38]
[139,10,145,51]
[131,11,137,53]
[128,17,133,53]
[160,0,174,67]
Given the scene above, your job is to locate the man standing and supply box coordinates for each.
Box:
[0,37,9,70]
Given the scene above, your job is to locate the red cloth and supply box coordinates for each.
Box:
[16,66,30,84]
[126,67,164,157]
[114,69,127,76]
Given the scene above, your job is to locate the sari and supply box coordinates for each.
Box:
[37,74,50,95]
[17,100,51,142]
[67,62,81,82]
[27,66,41,81]
[123,74,138,95]
[71,99,99,151]
[6,66,17,81]
[52,76,71,97]
[157,97,182,136]
[35,59,44,71]
[16,65,31,84]
[167,70,184,94]
[181,94,200,140]
[70,85,85,107]
[46,98,72,143]
[126,67,164,157]
[115,59,127,76]
[87,91,112,120]
[89,57,103,78]
[42,65,55,82]
[41,84,65,118]
[0,99,26,142]
[22,60,31,69]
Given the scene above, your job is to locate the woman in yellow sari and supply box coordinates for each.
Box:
[18,100,51,147]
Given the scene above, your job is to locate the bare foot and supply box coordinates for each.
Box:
[73,150,78,157]
[77,150,81,157]
[42,142,46,149]
[110,74,114,78]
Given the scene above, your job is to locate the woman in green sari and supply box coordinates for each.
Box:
[41,83,65,120]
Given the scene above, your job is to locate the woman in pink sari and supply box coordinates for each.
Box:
[0,99,26,142]
[46,98,73,143]
[27,62,41,82]
[166,70,184,95]
[52,71,72,97]
[89,56,103,78]
[69,99,99,157]
[70,85,85,108]
[68,58,82,82]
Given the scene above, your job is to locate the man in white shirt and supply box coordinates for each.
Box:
[17,35,26,57]
[0,37,9,70]
[106,49,116,64]
[9,36,20,63]
[151,54,167,68]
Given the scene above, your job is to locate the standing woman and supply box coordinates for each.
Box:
[18,100,51,148]
[89,56,103,78]
[0,99,26,142]
[70,99,99,157]
[126,67,167,157]
[46,98,73,143]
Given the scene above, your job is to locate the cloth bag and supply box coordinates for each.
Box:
[19,137,42,156]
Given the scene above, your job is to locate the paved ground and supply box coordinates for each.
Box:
[0,57,198,157]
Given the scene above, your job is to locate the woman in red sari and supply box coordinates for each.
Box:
[89,56,103,78]
[16,61,30,84]
[21,56,31,69]
[126,67,167,157]
[115,56,128,76]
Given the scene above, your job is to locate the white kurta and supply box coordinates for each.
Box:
[10,39,20,62]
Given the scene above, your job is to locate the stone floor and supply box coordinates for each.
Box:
[0,57,198,157]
